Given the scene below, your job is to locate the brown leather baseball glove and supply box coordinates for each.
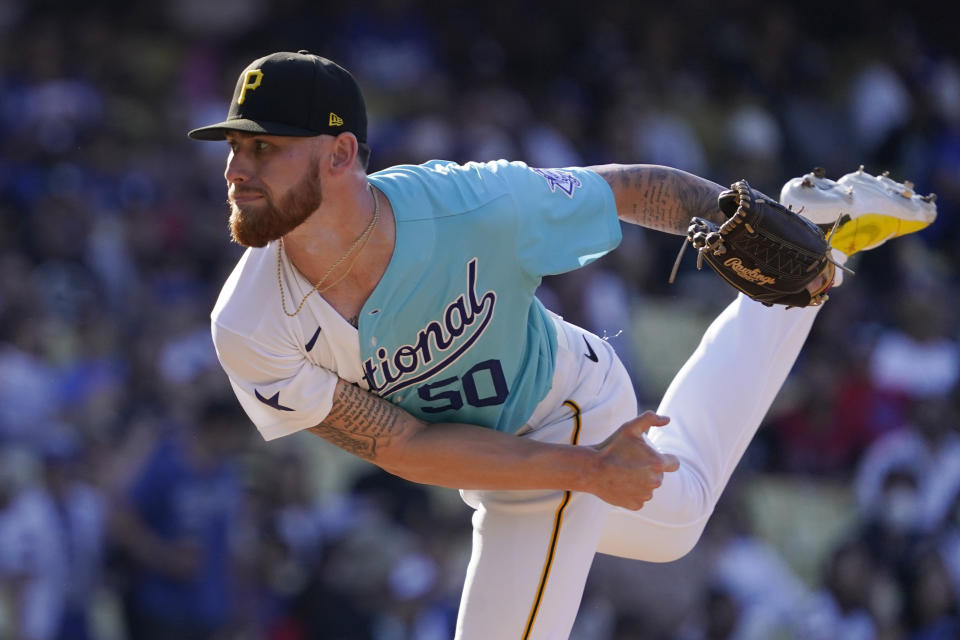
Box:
[672,180,835,307]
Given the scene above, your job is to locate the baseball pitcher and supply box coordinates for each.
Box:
[188,51,935,639]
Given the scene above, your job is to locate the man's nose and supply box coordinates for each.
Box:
[225,151,250,183]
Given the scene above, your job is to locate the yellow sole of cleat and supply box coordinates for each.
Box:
[830,213,931,255]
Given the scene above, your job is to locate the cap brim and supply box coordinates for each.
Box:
[187,118,321,140]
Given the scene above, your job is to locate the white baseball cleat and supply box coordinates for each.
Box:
[780,166,937,256]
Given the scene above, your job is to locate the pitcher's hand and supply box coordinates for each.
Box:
[588,411,679,510]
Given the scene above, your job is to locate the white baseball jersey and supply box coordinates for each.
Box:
[211,160,620,440]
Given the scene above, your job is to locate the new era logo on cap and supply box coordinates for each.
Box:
[187,51,368,142]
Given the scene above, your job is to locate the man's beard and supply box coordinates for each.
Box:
[228,163,322,247]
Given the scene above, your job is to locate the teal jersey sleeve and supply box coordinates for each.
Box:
[361,160,621,432]
[507,165,622,276]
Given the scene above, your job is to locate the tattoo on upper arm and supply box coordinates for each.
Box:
[308,383,409,461]
[600,165,724,234]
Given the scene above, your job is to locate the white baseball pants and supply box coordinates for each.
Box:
[455,294,820,639]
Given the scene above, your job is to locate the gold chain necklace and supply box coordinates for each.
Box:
[277,182,380,317]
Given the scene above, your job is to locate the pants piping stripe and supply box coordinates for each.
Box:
[521,400,582,639]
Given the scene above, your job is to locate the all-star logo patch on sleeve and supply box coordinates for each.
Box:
[531,168,583,198]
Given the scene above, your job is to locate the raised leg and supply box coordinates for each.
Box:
[598,294,820,561]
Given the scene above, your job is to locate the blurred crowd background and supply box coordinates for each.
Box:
[1,0,959,638]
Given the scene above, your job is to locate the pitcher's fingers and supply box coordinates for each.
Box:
[629,411,671,435]
[658,452,680,473]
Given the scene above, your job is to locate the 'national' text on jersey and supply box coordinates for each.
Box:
[361,258,497,397]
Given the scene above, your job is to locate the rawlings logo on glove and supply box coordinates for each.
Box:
[723,258,777,285]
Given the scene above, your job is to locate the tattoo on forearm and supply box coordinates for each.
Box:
[308,424,378,460]
[308,383,406,461]
[603,165,725,234]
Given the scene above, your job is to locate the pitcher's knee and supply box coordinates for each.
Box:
[644,519,709,562]
[596,513,711,562]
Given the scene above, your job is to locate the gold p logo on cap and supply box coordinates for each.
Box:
[238,69,264,104]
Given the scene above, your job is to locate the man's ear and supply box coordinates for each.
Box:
[329,133,359,173]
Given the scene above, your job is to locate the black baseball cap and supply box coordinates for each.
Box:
[188,50,367,142]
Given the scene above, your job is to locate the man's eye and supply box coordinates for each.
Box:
[255,141,269,152]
